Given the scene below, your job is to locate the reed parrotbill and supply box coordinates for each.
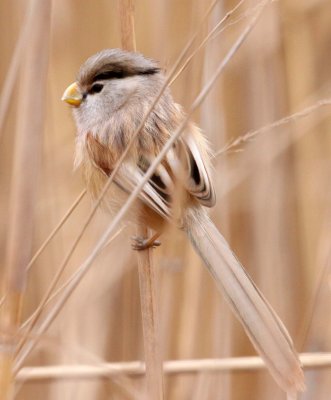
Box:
[62,49,304,397]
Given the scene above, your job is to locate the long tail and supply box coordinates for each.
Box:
[183,206,305,396]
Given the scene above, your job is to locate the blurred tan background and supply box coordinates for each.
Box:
[1,0,331,399]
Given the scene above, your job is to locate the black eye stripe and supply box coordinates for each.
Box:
[92,67,160,83]
[93,70,125,81]
[137,68,160,76]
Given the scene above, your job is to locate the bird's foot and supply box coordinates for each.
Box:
[131,236,161,251]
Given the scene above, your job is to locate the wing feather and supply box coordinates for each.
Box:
[84,123,216,220]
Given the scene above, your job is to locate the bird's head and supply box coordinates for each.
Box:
[62,49,162,132]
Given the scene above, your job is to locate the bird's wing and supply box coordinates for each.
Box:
[172,129,216,208]
[85,125,215,220]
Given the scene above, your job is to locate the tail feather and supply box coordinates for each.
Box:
[183,207,305,395]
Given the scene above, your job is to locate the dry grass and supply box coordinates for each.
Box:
[14,352,331,381]
[0,0,51,397]
[1,0,331,399]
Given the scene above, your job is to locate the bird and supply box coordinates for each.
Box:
[62,48,304,396]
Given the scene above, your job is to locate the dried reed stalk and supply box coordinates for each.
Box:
[136,226,164,399]
[212,95,331,218]
[0,190,86,309]
[14,352,331,381]
[216,97,331,156]
[118,0,136,52]
[24,189,87,273]
[13,228,124,374]
[0,0,51,398]
[0,3,34,141]
[281,4,317,360]
[15,189,105,356]
[170,0,245,85]
[118,1,164,398]
[200,5,232,400]
[19,226,124,330]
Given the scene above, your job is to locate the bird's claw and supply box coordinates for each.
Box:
[131,236,161,251]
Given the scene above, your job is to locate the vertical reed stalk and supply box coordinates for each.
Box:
[118,0,136,52]
[0,0,51,398]
[0,4,33,141]
[136,226,164,399]
[117,1,164,398]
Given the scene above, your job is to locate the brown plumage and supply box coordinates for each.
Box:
[62,48,305,396]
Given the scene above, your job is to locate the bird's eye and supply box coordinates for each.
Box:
[89,83,104,94]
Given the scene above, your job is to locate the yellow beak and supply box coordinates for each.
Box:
[61,82,83,107]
